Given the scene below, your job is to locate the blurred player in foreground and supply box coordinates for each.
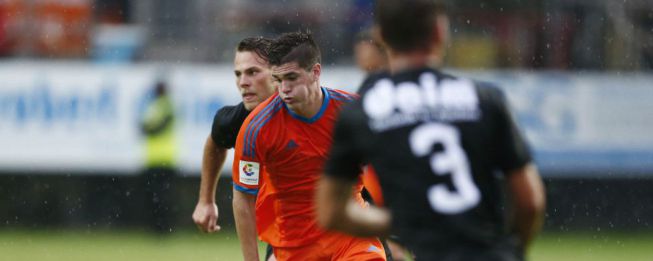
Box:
[232,32,386,261]
[191,37,279,260]
[354,29,412,261]
[318,0,546,260]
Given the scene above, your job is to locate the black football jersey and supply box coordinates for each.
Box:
[325,67,531,260]
[356,71,389,96]
[211,102,251,149]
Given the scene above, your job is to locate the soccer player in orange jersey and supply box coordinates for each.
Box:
[232,32,386,261]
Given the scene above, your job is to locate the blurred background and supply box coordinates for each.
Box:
[0,0,652,260]
[0,0,651,68]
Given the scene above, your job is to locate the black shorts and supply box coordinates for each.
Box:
[411,240,523,261]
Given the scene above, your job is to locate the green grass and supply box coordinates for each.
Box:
[0,229,267,261]
[1,229,652,261]
[530,232,653,261]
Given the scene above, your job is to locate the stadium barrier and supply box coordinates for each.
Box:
[1,62,651,176]
[1,61,652,231]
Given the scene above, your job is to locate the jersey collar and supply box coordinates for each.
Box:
[284,87,330,123]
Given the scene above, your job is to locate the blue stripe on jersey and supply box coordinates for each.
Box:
[330,96,352,102]
[284,87,331,123]
[327,89,356,101]
[248,102,283,156]
[244,97,282,157]
[244,100,274,157]
[233,182,259,195]
[244,98,281,157]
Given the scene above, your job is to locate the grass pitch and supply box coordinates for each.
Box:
[0,229,651,261]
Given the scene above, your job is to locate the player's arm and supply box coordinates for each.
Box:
[507,163,545,250]
[233,187,259,261]
[317,103,389,237]
[317,175,391,237]
[492,87,546,251]
[193,107,237,232]
[231,115,264,261]
[140,99,174,135]
[192,134,227,232]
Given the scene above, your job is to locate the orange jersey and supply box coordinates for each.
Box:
[233,87,363,247]
[362,165,385,206]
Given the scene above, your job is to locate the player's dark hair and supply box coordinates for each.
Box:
[237,37,272,61]
[268,32,321,70]
[374,0,446,53]
[354,29,386,55]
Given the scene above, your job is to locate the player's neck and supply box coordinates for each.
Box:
[292,84,324,119]
[388,50,431,74]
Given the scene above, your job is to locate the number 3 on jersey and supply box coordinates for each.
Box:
[409,123,480,214]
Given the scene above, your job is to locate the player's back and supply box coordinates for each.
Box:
[348,67,531,259]
[234,87,364,247]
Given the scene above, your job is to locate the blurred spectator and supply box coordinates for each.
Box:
[34,0,92,58]
[0,0,22,56]
[95,0,130,24]
[140,80,178,234]
[0,0,648,70]
[633,8,653,69]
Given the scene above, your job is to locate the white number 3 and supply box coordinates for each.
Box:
[409,123,481,214]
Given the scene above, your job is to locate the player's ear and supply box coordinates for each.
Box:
[371,25,385,48]
[431,14,449,53]
[311,63,321,81]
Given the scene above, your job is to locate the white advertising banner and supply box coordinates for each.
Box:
[0,61,651,176]
[468,71,653,175]
[0,61,362,175]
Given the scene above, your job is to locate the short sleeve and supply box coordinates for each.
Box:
[493,89,532,172]
[324,102,367,181]
[231,115,263,195]
[211,107,237,149]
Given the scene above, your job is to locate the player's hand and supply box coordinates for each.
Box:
[192,201,221,233]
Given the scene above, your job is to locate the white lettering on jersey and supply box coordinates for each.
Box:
[363,78,395,119]
[363,72,480,131]
[409,123,480,214]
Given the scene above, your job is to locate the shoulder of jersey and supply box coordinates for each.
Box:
[471,79,506,103]
[241,96,284,157]
[326,88,359,103]
[432,71,508,105]
[215,102,247,129]
[358,71,391,96]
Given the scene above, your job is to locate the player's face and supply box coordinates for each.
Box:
[354,41,386,73]
[234,51,277,111]
[271,62,321,113]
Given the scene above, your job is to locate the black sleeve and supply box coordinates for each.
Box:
[210,106,241,149]
[492,88,533,173]
[324,103,367,181]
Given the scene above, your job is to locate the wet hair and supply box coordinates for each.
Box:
[374,0,446,53]
[354,30,386,55]
[268,32,321,70]
[237,37,273,61]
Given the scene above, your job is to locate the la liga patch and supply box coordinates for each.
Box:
[239,160,260,185]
